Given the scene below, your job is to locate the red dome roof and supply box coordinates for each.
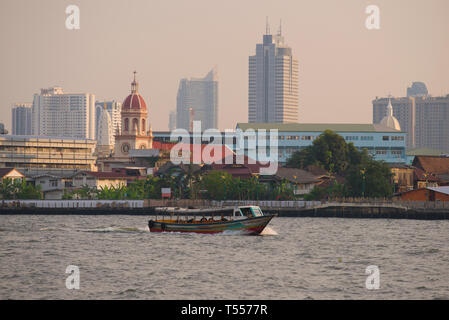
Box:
[123,93,147,111]
[122,71,147,111]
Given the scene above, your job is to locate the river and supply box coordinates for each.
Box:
[0,215,448,299]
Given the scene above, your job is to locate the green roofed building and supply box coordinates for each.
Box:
[235,123,407,164]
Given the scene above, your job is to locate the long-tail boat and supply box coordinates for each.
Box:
[148,206,275,235]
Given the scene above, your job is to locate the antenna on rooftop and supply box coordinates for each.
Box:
[265,16,270,35]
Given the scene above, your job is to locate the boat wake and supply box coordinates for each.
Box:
[80,226,149,233]
[259,227,278,236]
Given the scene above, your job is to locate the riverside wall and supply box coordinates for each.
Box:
[1,199,449,220]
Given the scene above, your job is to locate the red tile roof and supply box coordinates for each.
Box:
[413,156,449,175]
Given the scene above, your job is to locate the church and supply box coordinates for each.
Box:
[96,72,155,172]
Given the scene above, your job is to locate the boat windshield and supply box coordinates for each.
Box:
[251,207,263,217]
[239,207,253,218]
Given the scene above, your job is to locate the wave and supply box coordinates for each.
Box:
[260,227,278,236]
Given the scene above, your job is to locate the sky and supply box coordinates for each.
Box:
[0,0,448,132]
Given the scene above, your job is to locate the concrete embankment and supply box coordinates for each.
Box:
[263,206,449,220]
[1,201,449,220]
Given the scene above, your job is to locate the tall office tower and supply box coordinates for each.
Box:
[407,82,428,97]
[168,110,176,131]
[373,83,449,152]
[248,20,299,123]
[414,95,449,152]
[31,87,95,139]
[12,103,32,135]
[176,68,218,131]
[0,123,7,134]
[95,100,122,145]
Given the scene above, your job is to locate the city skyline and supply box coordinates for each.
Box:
[1,0,448,132]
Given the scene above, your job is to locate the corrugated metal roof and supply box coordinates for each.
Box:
[236,123,402,133]
[428,186,449,196]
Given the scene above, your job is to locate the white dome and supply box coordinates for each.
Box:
[97,108,113,146]
[380,100,401,131]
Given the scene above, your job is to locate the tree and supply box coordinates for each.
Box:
[346,160,393,198]
[201,171,233,200]
[286,130,394,199]
[287,130,352,174]
[0,178,42,200]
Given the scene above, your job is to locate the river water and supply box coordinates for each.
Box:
[0,215,448,299]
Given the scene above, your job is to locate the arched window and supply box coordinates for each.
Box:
[142,119,146,133]
[124,118,129,132]
[132,118,139,132]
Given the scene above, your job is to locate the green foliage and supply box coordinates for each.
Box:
[286,130,394,199]
[346,160,393,198]
[0,178,42,200]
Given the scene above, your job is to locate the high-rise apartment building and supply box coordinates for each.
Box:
[373,83,449,152]
[168,110,176,131]
[176,68,218,131]
[248,21,298,123]
[12,103,32,135]
[95,100,122,145]
[407,82,428,97]
[31,87,95,139]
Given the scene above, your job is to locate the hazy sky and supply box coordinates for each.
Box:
[0,0,448,131]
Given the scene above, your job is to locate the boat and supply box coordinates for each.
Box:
[148,205,275,235]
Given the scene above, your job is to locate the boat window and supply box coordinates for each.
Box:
[251,207,263,217]
[239,207,253,217]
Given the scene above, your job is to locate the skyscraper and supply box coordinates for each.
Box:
[176,68,218,131]
[168,110,176,131]
[248,19,299,123]
[12,103,32,135]
[407,82,428,97]
[31,87,95,139]
[95,100,122,145]
[373,83,449,152]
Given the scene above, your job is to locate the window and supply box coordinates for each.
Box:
[132,118,139,132]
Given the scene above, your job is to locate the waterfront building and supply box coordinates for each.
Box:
[0,168,25,182]
[400,186,449,201]
[31,87,95,139]
[248,20,299,123]
[71,171,133,189]
[236,123,407,164]
[12,103,32,135]
[0,135,97,174]
[176,68,218,131]
[373,84,449,152]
